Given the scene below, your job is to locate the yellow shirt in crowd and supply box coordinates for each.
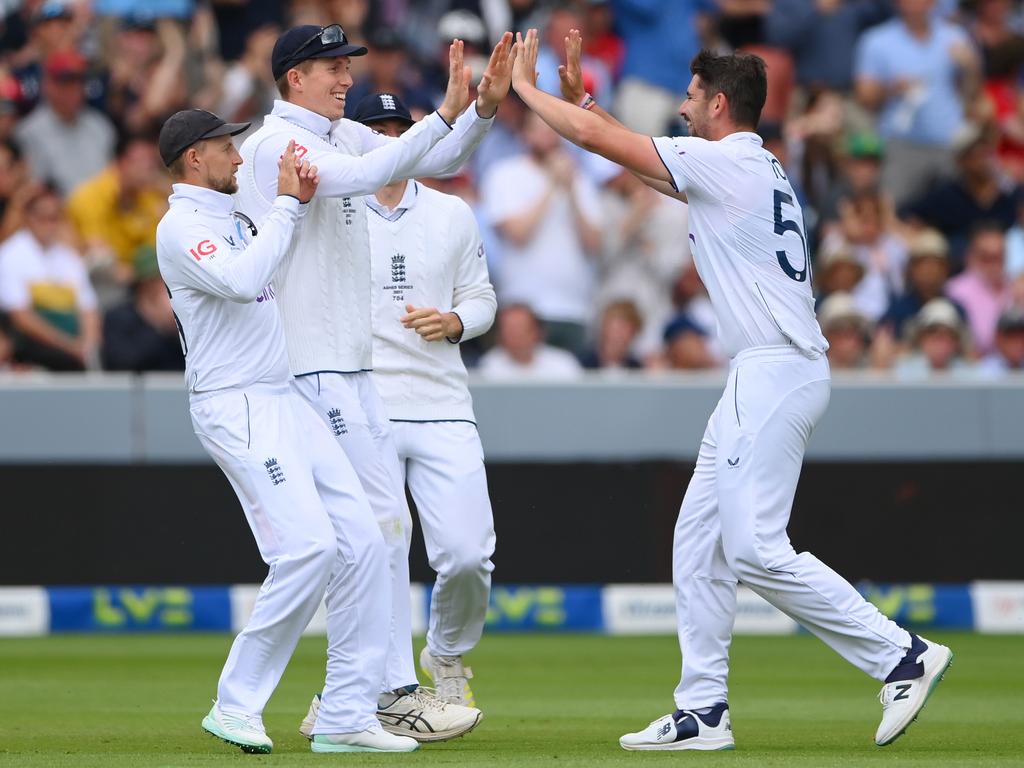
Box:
[66,167,166,269]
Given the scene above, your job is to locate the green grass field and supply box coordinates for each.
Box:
[0,632,1020,767]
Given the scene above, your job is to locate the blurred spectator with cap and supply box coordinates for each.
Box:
[662,312,716,371]
[854,0,981,207]
[815,240,866,307]
[895,297,976,377]
[818,291,873,370]
[946,222,1014,355]
[900,123,1022,269]
[100,244,183,372]
[977,305,1024,374]
[346,27,433,116]
[818,131,885,231]
[880,228,965,341]
[7,1,78,112]
[14,48,116,195]
[477,303,583,379]
[66,129,166,294]
[0,184,100,371]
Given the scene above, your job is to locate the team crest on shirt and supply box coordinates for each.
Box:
[385,252,413,302]
[265,458,286,485]
[327,408,348,436]
[342,196,355,226]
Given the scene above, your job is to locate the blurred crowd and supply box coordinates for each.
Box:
[1,0,1024,379]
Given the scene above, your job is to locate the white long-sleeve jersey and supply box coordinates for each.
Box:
[368,181,496,422]
[155,183,302,393]
[235,100,494,376]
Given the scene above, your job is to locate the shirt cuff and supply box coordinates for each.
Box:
[273,194,302,214]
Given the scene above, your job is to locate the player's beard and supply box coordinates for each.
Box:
[208,172,239,195]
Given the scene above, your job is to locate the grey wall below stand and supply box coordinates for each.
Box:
[1,372,1023,463]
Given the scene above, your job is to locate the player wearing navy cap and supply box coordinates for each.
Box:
[510,29,953,751]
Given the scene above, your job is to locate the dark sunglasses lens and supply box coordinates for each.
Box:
[321,25,345,45]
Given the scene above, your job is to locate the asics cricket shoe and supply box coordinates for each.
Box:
[202,702,273,754]
[311,725,419,753]
[377,687,482,742]
[619,703,734,751]
[876,634,953,746]
[420,646,477,707]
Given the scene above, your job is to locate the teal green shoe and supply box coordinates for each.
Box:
[202,702,273,754]
[311,728,419,753]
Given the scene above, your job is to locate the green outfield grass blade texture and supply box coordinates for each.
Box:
[0,632,1020,767]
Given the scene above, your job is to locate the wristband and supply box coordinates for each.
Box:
[579,92,596,111]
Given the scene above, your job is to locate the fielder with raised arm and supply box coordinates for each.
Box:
[235,24,514,741]
[155,110,418,754]
[509,30,953,751]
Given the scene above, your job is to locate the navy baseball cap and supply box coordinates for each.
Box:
[272,24,367,81]
[158,109,250,167]
[350,92,414,127]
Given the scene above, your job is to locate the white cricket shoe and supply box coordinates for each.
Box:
[619,704,734,751]
[201,702,273,754]
[311,725,419,753]
[876,635,953,746]
[298,692,320,740]
[377,687,482,742]
[419,646,477,707]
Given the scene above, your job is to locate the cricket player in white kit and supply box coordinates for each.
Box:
[510,30,953,750]
[155,110,417,754]
[235,25,514,740]
[352,92,497,707]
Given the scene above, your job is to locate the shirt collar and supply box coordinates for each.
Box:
[271,99,334,137]
[720,131,763,146]
[365,180,419,220]
[169,183,235,215]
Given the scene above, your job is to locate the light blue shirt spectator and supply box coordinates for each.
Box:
[612,0,716,93]
[855,16,972,146]
[92,0,193,18]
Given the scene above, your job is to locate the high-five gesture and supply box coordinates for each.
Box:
[438,39,472,125]
[277,140,320,203]
[511,30,540,92]
[476,32,515,118]
[558,29,586,105]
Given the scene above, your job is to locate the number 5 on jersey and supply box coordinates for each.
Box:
[773,189,809,283]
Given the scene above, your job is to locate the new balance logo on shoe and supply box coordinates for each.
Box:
[893,684,912,701]
[657,721,672,739]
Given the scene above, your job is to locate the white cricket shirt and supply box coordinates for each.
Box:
[368,181,496,422]
[652,132,828,359]
[155,183,302,393]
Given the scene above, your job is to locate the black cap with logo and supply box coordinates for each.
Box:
[350,92,414,127]
[158,109,250,167]
[272,24,368,81]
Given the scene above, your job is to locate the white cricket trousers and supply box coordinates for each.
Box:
[189,383,389,734]
[291,371,417,691]
[391,420,496,657]
[673,346,912,709]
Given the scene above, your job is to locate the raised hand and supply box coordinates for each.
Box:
[438,39,472,125]
[295,159,319,203]
[511,29,540,92]
[558,28,585,105]
[476,31,515,118]
[277,141,320,203]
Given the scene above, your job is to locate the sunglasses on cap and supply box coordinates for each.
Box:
[285,24,347,67]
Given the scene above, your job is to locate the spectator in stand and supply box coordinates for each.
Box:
[815,240,867,308]
[854,0,981,206]
[101,244,183,372]
[477,303,583,380]
[345,28,434,114]
[946,222,1014,355]
[583,0,624,82]
[612,0,715,136]
[880,228,965,341]
[900,123,1021,268]
[0,74,22,143]
[825,187,908,320]
[662,313,717,371]
[0,138,31,242]
[14,49,116,196]
[818,291,873,370]
[216,21,282,130]
[895,297,976,377]
[666,258,724,364]
[978,305,1024,374]
[482,110,602,356]
[968,0,1024,78]
[0,185,100,371]
[818,132,886,234]
[594,168,689,358]
[580,300,644,370]
[7,1,84,114]
[536,3,610,102]
[767,0,890,92]
[66,130,166,288]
